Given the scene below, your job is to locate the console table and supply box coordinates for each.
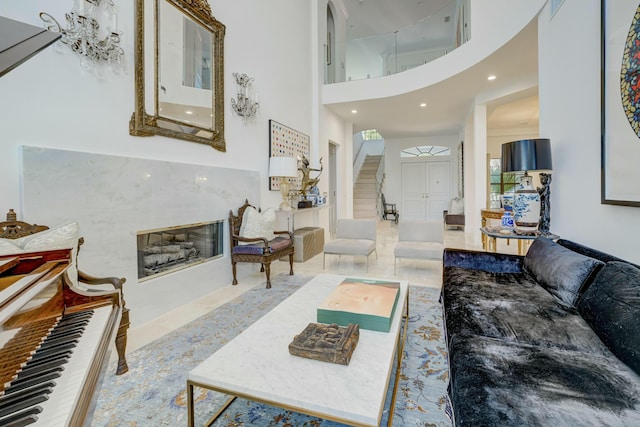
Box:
[275,205,333,232]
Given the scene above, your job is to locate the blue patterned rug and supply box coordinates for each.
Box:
[91,274,451,426]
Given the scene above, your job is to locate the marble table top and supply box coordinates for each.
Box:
[188,273,409,426]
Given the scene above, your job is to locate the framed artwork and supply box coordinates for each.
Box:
[269,119,309,191]
[601,0,640,206]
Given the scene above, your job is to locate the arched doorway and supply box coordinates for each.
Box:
[326,4,336,84]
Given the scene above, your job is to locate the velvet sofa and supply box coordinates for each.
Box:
[441,236,640,426]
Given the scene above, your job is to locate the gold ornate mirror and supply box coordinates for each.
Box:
[130,0,225,151]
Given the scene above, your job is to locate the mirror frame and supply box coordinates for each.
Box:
[130,0,226,151]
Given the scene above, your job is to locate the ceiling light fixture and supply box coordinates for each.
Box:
[487,75,497,81]
[351,109,358,114]
[420,102,427,108]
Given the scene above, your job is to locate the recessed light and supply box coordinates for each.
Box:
[487,75,496,81]
[420,102,427,108]
[185,110,193,115]
[351,109,358,114]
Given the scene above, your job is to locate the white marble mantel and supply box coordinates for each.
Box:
[20,146,260,326]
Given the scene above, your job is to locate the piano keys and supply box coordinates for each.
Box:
[0,248,126,426]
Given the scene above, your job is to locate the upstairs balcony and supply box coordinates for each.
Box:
[326,0,471,85]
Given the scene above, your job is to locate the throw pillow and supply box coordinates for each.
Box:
[239,207,275,242]
[0,238,25,256]
[21,222,79,252]
[523,236,604,308]
[449,197,464,215]
[577,262,640,376]
[22,222,80,286]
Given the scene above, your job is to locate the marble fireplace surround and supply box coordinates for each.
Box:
[20,146,260,326]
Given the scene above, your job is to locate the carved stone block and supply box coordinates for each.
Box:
[288,322,359,365]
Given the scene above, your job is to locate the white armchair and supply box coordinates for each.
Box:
[323,219,377,271]
[393,220,444,274]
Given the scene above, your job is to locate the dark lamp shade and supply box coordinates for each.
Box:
[501,138,552,173]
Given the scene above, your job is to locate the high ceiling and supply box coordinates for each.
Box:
[326,1,539,139]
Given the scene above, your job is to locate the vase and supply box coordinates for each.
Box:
[501,209,515,229]
[513,174,540,232]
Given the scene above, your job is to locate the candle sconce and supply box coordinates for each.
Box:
[231,72,259,118]
[39,0,124,73]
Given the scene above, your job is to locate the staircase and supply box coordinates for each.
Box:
[353,155,382,219]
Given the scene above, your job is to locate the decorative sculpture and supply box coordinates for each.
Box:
[298,155,323,197]
[537,173,552,234]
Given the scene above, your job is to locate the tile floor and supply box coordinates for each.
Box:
[124,220,519,354]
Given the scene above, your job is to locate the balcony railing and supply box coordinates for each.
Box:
[326,0,470,84]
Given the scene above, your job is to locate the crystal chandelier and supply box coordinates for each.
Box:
[39,0,124,73]
[231,73,259,118]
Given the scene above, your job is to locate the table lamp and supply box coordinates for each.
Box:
[269,156,298,210]
[501,138,552,233]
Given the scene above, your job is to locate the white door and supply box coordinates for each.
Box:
[401,161,450,221]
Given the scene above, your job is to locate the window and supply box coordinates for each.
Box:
[361,129,383,140]
[401,145,451,157]
[489,158,523,208]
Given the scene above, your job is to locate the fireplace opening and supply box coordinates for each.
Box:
[137,220,224,281]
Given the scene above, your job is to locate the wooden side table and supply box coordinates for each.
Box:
[480,208,505,249]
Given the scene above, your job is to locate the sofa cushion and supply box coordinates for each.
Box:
[523,237,604,308]
[577,262,640,376]
[448,334,640,427]
[323,238,376,256]
[232,236,291,255]
[442,266,610,355]
[394,241,443,259]
[558,239,640,268]
[443,248,523,273]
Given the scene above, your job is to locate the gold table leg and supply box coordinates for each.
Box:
[188,381,194,427]
[481,218,487,249]
[388,291,410,426]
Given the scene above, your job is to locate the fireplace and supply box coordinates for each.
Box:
[137,220,224,281]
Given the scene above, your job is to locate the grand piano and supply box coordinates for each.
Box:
[0,211,129,426]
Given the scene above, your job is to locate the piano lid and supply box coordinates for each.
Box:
[0,16,61,78]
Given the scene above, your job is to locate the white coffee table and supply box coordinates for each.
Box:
[187,273,409,427]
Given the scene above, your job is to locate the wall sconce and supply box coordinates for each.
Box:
[39,0,124,73]
[231,72,259,118]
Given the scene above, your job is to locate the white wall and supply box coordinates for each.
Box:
[315,1,352,220]
[0,0,312,210]
[0,0,315,326]
[487,127,539,158]
[538,0,640,263]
